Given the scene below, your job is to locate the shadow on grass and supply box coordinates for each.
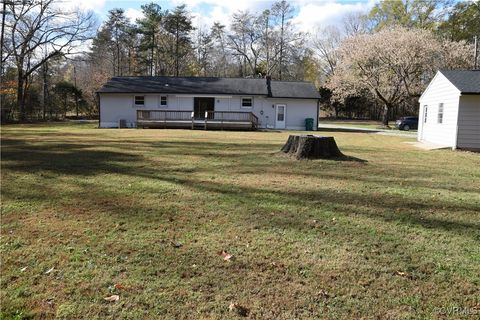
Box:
[317,127,381,133]
[2,137,478,238]
[1,139,143,175]
[276,151,368,163]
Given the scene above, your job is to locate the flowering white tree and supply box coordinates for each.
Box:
[328,27,472,125]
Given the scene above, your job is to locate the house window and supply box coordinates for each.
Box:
[160,96,167,106]
[241,97,253,108]
[437,103,444,124]
[424,105,428,123]
[134,95,145,106]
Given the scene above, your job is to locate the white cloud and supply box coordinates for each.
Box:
[172,0,269,12]
[61,0,107,13]
[91,0,376,33]
[292,0,375,33]
[125,8,144,22]
[174,0,375,33]
[175,0,274,29]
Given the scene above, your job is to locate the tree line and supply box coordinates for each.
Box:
[1,0,479,123]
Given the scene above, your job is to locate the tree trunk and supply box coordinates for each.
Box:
[151,34,155,76]
[279,13,284,80]
[0,0,6,77]
[64,95,67,119]
[381,103,389,126]
[17,70,25,121]
[281,135,343,160]
[175,28,179,77]
[42,63,48,120]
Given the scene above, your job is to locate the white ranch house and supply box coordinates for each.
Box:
[418,70,480,151]
[97,76,320,130]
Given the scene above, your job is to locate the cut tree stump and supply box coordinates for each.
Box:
[281,135,344,160]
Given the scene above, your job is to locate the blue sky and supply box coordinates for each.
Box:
[75,0,376,32]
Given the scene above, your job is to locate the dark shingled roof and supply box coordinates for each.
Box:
[440,70,480,94]
[97,76,320,99]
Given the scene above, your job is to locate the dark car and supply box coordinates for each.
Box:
[395,116,418,131]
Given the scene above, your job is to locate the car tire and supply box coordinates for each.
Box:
[403,124,410,131]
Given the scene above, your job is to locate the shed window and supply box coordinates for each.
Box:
[424,105,428,123]
[437,103,444,124]
[134,96,145,106]
[241,97,253,108]
[160,96,167,106]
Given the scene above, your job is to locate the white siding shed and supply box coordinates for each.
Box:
[418,70,480,150]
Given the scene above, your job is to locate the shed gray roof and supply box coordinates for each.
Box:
[97,76,320,99]
[440,70,480,94]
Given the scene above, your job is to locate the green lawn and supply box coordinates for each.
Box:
[1,123,479,319]
[319,119,417,132]
[319,119,383,129]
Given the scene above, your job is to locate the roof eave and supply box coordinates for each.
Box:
[97,91,319,99]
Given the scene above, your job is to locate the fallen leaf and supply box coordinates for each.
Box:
[104,295,119,302]
[220,251,233,261]
[229,303,249,317]
[45,267,54,274]
[114,283,125,290]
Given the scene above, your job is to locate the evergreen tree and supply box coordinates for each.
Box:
[136,3,164,76]
[164,5,195,76]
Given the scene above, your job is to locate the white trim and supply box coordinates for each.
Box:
[275,104,286,129]
[453,96,461,150]
[160,95,168,107]
[133,95,145,107]
[241,96,254,108]
[174,94,232,98]
[419,71,461,102]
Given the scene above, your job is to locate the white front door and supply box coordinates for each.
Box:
[275,104,286,129]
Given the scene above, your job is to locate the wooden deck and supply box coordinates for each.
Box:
[137,110,259,130]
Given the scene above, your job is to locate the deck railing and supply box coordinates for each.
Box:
[136,110,258,129]
[137,110,193,121]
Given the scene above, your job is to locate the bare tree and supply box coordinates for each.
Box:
[4,0,95,119]
[210,22,228,77]
[194,27,213,76]
[342,11,369,36]
[312,25,342,77]
[228,11,263,77]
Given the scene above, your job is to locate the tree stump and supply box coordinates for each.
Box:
[281,135,344,160]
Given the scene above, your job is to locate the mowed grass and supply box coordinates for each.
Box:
[1,123,479,319]
[319,119,383,129]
